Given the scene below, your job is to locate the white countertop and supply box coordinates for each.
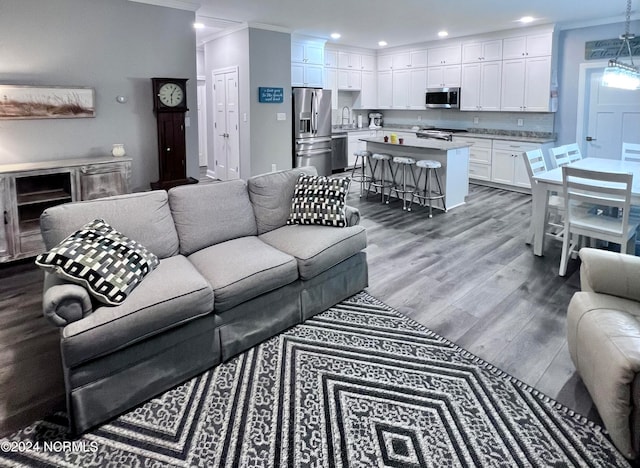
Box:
[359,137,471,151]
[457,132,556,144]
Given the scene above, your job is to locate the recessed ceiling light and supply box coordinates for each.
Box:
[193,22,205,29]
[438,31,449,38]
[378,40,388,47]
[330,33,341,39]
[518,16,535,23]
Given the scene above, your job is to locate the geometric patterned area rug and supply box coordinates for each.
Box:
[0,292,629,467]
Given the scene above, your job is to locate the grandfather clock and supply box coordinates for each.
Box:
[150,78,198,190]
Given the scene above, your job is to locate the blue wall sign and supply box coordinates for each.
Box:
[258,87,284,103]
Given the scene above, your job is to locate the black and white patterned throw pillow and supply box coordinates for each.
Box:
[35,219,159,306]
[287,174,350,227]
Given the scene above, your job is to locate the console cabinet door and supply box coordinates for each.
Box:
[0,177,12,261]
[80,161,132,200]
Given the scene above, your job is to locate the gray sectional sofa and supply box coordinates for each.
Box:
[39,167,368,434]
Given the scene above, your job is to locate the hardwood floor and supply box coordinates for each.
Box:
[0,181,598,437]
[346,181,599,422]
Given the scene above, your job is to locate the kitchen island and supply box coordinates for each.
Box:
[359,137,471,210]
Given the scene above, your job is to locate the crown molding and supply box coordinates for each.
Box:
[128,0,200,12]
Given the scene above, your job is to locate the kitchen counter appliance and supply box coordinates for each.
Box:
[415,128,468,141]
[369,112,383,128]
[425,87,460,109]
[293,87,332,176]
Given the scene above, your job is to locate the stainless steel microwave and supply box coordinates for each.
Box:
[425,87,460,109]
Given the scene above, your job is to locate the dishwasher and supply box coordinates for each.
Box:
[331,133,348,172]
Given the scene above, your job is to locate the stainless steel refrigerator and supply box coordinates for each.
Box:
[292,87,332,176]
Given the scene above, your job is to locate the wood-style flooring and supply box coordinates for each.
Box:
[0,181,597,437]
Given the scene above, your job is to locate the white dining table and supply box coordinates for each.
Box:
[529,157,640,256]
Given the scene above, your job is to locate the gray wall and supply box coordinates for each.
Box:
[248,29,292,175]
[203,28,251,179]
[555,20,640,146]
[0,0,199,191]
[204,27,292,179]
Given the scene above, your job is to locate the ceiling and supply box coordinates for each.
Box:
[194,0,638,49]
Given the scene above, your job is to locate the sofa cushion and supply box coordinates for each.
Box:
[36,219,159,305]
[61,255,213,368]
[188,236,298,312]
[247,167,317,235]
[169,180,258,255]
[259,224,367,280]
[40,191,179,259]
[287,174,351,228]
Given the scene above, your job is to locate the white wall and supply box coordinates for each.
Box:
[555,20,640,146]
[0,0,199,191]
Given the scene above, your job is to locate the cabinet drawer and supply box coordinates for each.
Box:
[469,162,491,181]
[492,140,538,152]
[19,232,44,255]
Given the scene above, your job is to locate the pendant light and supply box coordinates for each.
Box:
[602,0,639,90]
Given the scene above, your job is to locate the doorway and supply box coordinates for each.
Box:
[212,67,240,181]
[577,61,640,159]
[197,80,207,169]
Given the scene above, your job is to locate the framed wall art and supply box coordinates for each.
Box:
[0,85,95,120]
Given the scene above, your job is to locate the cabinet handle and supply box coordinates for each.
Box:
[3,210,7,225]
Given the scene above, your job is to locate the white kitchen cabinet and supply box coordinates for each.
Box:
[355,70,377,109]
[378,55,393,71]
[393,49,428,69]
[324,68,338,109]
[338,69,361,90]
[502,32,552,59]
[292,40,325,87]
[377,70,393,108]
[292,62,324,87]
[338,51,362,70]
[460,61,502,111]
[392,52,411,70]
[392,69,410,108]
[427,45,462,66]
[361,54,376,71]
[408,68,427,109]
[324,49,338,68]
[501,56,551,112]
[427,65,461,88]
[462,39,503,63]
[453,136,492,181]
[491,140,538,188]
[292,40,324,65]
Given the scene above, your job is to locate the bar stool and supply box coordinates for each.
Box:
[366,153,394,204]
[389,156,418,211]
[413,160,446,218]
[350,150,372,197]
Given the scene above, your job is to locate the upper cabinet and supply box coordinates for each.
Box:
[338,51,362,70]
[462,39,503,63]
[377,54,393,71]
[361,54,376,72]
[292,39,325,87]
[427,45,462,66]
[501,56,552,112]
[324,49,338,68]
[461,61,502,111]
[502,32,552,59]
[427,65,461,88]
[391,49,427,69]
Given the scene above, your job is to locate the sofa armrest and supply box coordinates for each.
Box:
[42,273,93,327]
[345,205,360,226]
[579,248,640,302]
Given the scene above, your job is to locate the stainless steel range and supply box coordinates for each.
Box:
[415,128,468,141]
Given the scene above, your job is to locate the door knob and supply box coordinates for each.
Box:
[586,136,597,141]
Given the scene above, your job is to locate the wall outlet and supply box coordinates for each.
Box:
[517,118,524,127]
[417,115,422,121]
[473,116,479,124]
[271,164,277,172]
[276,113,286,121]
[242,113,247,122]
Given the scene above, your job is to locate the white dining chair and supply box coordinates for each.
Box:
[549,145,571,168]
[559,166,639,276]
[524,149,565,243]
[564,143,582,163]
[622,142,640,163]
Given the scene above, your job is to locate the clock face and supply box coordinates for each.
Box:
[158,82,184,107]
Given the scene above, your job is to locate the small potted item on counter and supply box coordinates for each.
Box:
[383,135,389,142]
[390,133,398,144]
[399,138,404,145]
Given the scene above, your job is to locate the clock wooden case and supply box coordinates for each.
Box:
[150,78,197,190]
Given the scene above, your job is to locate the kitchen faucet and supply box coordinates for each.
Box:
[341,106,350,126]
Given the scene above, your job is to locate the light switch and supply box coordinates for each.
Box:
[242,113,247,122]
[473,116,479,124]
[185,117,190,127]
[276,113,286,121]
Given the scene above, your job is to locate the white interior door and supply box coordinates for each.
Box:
[196,82,207,167]
[212,67,240,181]
[584,68,640,159]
